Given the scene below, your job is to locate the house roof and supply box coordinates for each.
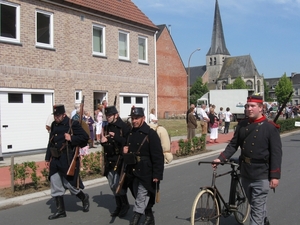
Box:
[187,65,207,85]
[48,0,158,31]
[207,0,230,56]
[218,55,261,80]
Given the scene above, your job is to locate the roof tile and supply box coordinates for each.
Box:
[64,0,157,30]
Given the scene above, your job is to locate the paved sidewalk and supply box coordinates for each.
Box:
[0,130,234,206]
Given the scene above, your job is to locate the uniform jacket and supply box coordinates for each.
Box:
[126,122,164,193]
[45,116,89,188]
[101,117,130,176]
[218,116,282,180]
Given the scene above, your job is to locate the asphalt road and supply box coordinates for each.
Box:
[0,132,299,225]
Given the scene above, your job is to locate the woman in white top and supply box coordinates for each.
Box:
[149,108,158,124]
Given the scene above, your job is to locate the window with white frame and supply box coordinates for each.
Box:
[36,10,53,48]
[138,36,148,63]
[75,90,82,103]
[93,24,105,56]
[0,2,20,43]
[119,31,129,60]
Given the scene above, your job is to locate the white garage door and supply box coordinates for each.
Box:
[0,88,53,154]
[119,94,148,122]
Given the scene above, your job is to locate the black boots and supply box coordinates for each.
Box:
[141,208,155,225]
[111,196,122,217]
[111,195,130,217]
[129,212,142,225]
[119,195,130,217]
[48,196,66,220]
[76,191,90,212]
[264,217,270,225]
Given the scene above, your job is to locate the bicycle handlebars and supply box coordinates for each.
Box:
[198,158,239,167]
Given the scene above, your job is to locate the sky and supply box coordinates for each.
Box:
[132,0,300,78]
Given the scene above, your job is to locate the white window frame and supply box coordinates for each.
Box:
[35,9,54,48]
[92,24,106,56]
[0,1,20,43]
[75,90,82,103]
[118,30,130,60]
[138,36,148,63]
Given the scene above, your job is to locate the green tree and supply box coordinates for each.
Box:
[190,77,209,105]
[226,76,247,89]
[274,73,293,105]
[264,80,273,101]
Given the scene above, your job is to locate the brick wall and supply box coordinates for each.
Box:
[0,0,157,115]
[156,27,187,119]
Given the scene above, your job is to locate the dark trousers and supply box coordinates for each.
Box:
[224,122,230,133]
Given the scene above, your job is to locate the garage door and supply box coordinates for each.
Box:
[0,88,53,154]
[119,94,148,122]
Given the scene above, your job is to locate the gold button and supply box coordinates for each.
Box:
[133,168,135,171]
[252,143,254,146]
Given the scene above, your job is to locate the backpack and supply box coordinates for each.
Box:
[149,123,173,164]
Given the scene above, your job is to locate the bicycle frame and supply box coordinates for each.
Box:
[199,161,242,216]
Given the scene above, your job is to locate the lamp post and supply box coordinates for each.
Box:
[187,48,201,108]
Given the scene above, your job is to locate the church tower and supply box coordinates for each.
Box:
[206,0,230,84]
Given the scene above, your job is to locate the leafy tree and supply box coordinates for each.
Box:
[264,80,273,101]
[226,76,247,89]
[190,77,209,105]
[275,73,293,105]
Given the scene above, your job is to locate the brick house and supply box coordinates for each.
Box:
[0,0,158,155]
[156,25,187,119]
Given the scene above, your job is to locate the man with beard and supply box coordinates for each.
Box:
[123,107,164,225]
[212,96,282,225]
[45,104,90,220]
[101,106,130,217]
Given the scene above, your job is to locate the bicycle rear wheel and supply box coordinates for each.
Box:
[191,189,220,225]
[234,181,250,224]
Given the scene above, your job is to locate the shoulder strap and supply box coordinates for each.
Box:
[136,135,148,155]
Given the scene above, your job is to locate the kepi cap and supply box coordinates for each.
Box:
[129,106,144,117]
[247,95,263,103]
[105,106,118,116]
[53,104,65,116]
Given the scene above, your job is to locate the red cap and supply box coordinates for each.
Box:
[247,96,263,103]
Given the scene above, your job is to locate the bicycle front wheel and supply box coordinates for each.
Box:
[191,189,220,225]
[234,181,250,224]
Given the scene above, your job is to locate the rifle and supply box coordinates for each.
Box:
[67,96,85,176]
[113,95,117,107]
[116,163,126,194]
[273,91,293,123]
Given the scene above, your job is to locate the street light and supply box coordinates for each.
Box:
[187,48,201,108]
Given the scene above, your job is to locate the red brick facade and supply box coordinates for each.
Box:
[156,26,187,119]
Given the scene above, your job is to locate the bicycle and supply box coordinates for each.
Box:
[191,158,250,225]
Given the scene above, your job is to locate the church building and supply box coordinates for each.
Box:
[190,0,264,95]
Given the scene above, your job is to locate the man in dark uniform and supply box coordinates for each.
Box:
[123,107,164,225]
[101,106,130,217]
[45,104,90,220]
[213,96,282,225]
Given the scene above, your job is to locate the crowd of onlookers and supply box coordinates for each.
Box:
[263,102,300,119]
[186,103,233,143]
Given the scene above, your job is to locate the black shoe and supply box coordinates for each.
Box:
[129,212,142,225]
[141,208,155,225]
[118,194,130,217]
[264,217,270,225]
[111,196,121,217]
[48,196,66,220]
[76,191,90,212]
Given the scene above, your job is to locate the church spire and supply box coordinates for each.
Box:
[207,0,230,56]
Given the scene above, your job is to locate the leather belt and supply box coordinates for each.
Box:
[241,155,269,164]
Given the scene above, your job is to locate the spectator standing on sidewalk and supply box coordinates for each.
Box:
[198,104,210,135]
[218,107,225,131]
[208,107,219,143]
[212,95,282,225]
[223,107,232,134]
[187,107,198,140]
